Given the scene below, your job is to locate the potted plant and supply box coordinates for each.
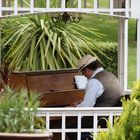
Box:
[0,86,53,140]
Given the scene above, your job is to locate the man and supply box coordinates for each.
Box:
[76,54,123,107]
[67,54,123,140]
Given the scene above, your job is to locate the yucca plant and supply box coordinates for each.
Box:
[94,80,140,140]
[1,13,105,71]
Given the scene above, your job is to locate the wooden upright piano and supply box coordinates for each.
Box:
[8,69,85,140]
[9,69,84,107]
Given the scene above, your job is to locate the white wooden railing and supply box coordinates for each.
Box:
[0,0,133,19]
[36,107,122,140]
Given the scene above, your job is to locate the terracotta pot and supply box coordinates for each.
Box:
[0,132,53,140]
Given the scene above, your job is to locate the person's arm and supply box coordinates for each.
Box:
[76,79,104,107]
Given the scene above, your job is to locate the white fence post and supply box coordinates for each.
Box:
[78,0,81,9]
[30,0,34,13]
[62,113,66,140]
[77,113,82,140]
[110,0,114,16]
[14,0,18,15]
[46,0,50,9]
[94,0,98,14]
[36,108,122,140]
[93,113,98,140]
[61,0,65,9]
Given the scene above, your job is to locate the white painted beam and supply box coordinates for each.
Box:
[118,18,129,92]
[14,0,18,15]
[125,0,129,17]
[30,0,34,13]
[46,0,50,9]
[137,19,140,80]
[78,0,81,9]
[131,0,140,19]
[0,0,133,19]
[61,0,66,9]
[110,0,114,16]
[94,0,98,13]
[0,0,2,16]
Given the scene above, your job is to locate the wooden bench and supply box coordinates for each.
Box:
[9,69,84,107]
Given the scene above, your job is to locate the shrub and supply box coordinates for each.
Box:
[95,80,140,140]
[94,41,118,76]
[0,87,41,133]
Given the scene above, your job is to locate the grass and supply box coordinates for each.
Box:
[128,47,136,88]
[79,14,137,89]
[80,14,118,42]
[128,19,137,89]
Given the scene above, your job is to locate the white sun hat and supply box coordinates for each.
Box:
[78,54,96,71]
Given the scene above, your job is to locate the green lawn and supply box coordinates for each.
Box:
[79,14,137,89]
[80,14,118,42]
[128,47,136,88]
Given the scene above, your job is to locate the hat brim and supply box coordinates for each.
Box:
[78,62,92,72]
[78,55,97,72]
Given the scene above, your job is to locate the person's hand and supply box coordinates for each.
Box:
[70,100,82,107]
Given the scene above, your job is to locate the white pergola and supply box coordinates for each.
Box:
[0,0,140,94]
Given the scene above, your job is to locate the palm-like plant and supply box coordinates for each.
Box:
[2,14,104,71]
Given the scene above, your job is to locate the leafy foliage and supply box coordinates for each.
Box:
[1,14,105,71]
[95,81,140,140]
[0,87,41,133]
[94,41,118,76]
[1,0,118,73]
